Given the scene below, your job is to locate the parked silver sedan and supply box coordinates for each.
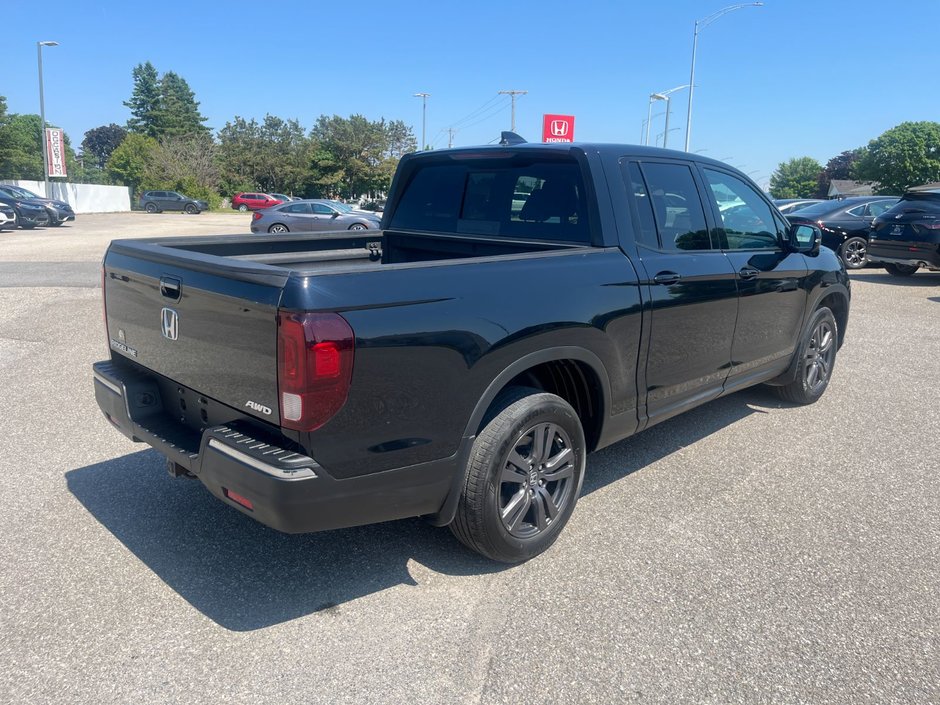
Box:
[250,199,381,234]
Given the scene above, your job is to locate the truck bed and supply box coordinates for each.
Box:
[117,229,586,275]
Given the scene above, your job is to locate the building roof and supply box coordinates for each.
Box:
[828,180,877,197]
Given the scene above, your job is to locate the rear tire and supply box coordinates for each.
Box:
[449,387,585,563]
[144,203,158,214]
[840,237,868,269]
[238,204,249,212]
[268,224,289,234]
[883,263,918,277]
[773,307,838,405]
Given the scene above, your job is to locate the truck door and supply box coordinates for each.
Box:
[697,167,809,389]
[623,160,738,427]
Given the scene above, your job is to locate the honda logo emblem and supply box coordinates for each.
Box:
[550,120,569,137]
[161,307,179,341]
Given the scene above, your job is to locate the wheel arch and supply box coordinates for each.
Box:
[428,347,611,528]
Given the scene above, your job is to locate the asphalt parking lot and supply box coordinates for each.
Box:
[1,214,938,704]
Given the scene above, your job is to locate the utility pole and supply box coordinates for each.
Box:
[498,90,528,132]
[413,92,430,150]
[447,128,456,148]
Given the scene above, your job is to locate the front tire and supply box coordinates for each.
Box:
[883,262,918,277]
[184,203,198,214]
[773,307,838,405]
[840,237,868,269]
[450,388,585,563]
[348,223,368,230]
[50,220,63,227]
[268,224,289,234]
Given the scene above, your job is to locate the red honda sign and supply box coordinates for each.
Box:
[542,114,575,143]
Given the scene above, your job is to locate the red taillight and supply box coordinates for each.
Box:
[252,212,262,221]
[277,311,354,431]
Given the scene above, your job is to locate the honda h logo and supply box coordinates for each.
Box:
[161,307,179,341]
[550,120,569,137]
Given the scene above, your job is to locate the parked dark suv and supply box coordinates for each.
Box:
[139,191,208,214]
[0,190,51,229]
[868,188,940,276]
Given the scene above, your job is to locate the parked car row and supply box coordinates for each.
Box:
[0,184,76,230]
[782,196,899,270]
[779,192,940,276]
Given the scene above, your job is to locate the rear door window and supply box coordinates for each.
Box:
[637,162,712,251]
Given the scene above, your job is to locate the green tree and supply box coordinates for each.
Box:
[853,121,940,194]
[769,157,824,199]
[145,133,220,206]
[0,112,79,181]
[153,71,209,138]
[309,115,414,198]
[124,62,161,137]
[107,133,158,197]
[815,148,864,198]
[217,114,309,197]
[81,124,127,170]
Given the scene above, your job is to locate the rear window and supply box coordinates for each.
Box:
[389,156,592,243]
[888,192,940,215]
[790,200,844,217]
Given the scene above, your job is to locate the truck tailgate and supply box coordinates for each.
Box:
[104,243,289,425]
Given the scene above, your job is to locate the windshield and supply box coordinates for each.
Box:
[2,185,40,200]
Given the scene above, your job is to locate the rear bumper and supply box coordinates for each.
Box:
[92,359,457,533]
[868,242,940,270]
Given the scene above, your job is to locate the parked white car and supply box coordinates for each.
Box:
[0,204,16,230]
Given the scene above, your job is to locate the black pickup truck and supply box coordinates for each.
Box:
[93,141,850,562]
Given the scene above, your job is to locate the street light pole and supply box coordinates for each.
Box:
[413,92,430,150]
[650,85,689,149]
[37,40,59,196]
[684,3,763,152]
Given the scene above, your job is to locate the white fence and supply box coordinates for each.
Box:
[0,180,131,213]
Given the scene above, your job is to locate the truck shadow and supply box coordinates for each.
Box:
[850,272,940,286]
[66,389,766,632]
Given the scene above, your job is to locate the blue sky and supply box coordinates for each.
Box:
[3,0,938,189]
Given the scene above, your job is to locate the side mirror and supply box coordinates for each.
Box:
[789,223,821,256]
[331,212,340,218]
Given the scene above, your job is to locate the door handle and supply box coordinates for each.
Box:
[653,271,681,285]
[738,267,759,280]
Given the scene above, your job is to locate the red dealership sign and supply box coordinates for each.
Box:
[45,128,67,177]
[542,114,575,143]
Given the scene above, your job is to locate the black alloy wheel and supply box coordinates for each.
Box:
[184,203,198,214]
[144,202,158,213]
[450,387,586,563]
[772,307,838,405]
[841,237,868,269]
[497,422,577,539]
